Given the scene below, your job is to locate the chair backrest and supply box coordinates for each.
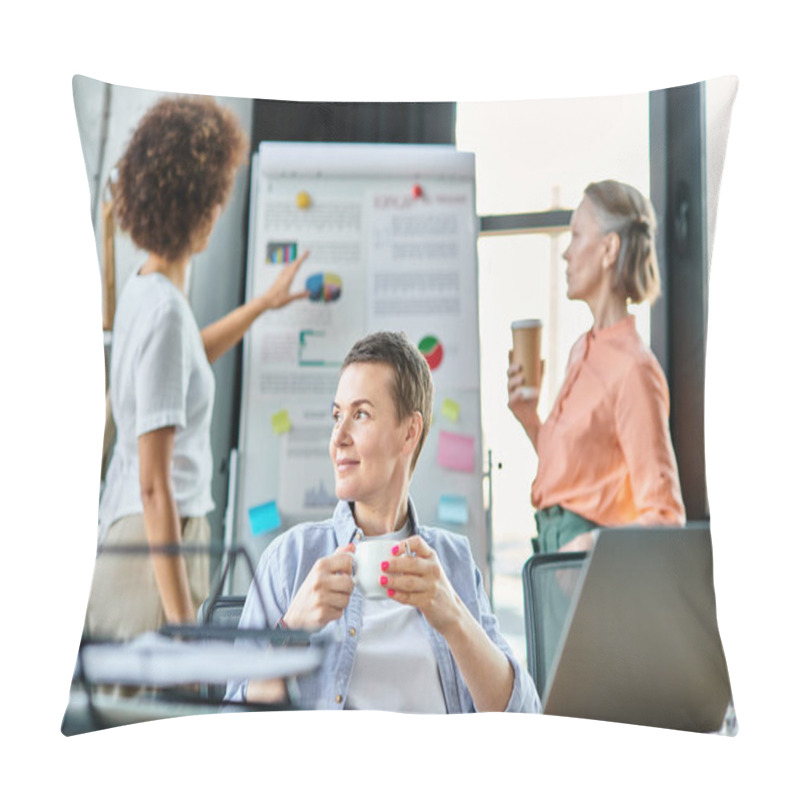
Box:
[195,595,247,700]
[521,552,588,697]
[197,594,247,628]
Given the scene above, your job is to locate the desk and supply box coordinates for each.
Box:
[77,631,322,686]
[62,630,325,735]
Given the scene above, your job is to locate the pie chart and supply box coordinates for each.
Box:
[418,335,444,370]
[306,272,342,303]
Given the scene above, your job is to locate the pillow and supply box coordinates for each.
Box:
[64,75,737,739]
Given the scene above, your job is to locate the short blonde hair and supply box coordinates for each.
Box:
[341,331,433,472]
[584,180,661,305]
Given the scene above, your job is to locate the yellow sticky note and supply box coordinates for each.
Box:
[442,398,460,422]
[271,409,291,434]
[296,191,311,209]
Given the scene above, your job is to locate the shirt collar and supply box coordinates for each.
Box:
[589,314,636,341]
[332,497,422,547]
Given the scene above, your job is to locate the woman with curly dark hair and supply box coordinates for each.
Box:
[86,96,310,650]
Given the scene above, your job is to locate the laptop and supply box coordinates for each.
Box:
[542,523,733,732]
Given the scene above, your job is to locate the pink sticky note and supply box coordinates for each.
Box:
[437,430,475,473]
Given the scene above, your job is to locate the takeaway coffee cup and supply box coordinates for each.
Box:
[353,539,398,598]
[511,319,543,394]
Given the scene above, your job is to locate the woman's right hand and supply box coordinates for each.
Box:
[281,543,355,630]
[261,250,311,310]
[507,350,544,439]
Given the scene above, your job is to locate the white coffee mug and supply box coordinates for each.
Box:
[353,539,397,598]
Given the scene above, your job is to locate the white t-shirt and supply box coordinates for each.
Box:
[98,271,215,538]
[345,524,447,713]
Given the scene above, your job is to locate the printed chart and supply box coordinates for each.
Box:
[419,335,444,370]
[233,143,484,589]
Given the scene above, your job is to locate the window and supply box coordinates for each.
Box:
[456,95,650,660]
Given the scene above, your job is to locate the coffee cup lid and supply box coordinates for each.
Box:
[511,319,542,329]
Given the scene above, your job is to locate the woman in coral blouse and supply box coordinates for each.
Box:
[507,180,686,554]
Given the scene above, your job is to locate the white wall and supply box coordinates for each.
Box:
[705,75,739,267]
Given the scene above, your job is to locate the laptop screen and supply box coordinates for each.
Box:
[542,524,732,732]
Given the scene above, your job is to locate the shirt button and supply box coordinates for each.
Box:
[335,694,343,704]
[349,627,357,637]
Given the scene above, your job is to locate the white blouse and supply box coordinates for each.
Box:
[345,524,447,713]
[98,271,215,539]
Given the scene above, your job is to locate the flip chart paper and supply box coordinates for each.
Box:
[437,430,475,473]
[271,409,291,434]
[438,494,469,525]
[235,143,484,560]
[248,501,281,536]
[441,398,460,422]
[278,410,339,516]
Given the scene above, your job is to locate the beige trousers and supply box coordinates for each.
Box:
[84,514,210,641]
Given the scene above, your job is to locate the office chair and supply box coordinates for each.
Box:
[198,594,247,628]
[193,593,317,708]
[195,594,247,700]
[522,551,588,698]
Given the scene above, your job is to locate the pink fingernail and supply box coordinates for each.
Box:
[381,561,389,571]
[380,575,388,586]
[391,546,399,556]
[387,589,395,597]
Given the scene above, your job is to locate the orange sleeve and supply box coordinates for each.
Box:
[615,358,686,525]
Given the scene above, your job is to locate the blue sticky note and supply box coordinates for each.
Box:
[438,494,469,525]
[248,501,281,536]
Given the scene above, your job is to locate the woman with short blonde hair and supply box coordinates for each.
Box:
[229,332,539,713]
[583,179,661,304]
[508,179,685,555]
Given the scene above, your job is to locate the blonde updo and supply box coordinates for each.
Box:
[584,180,661,305]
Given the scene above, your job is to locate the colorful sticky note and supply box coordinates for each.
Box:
[296,190,311,209]
[248,501,282,537]
[271,409,291,434]
[438,494,469,525]
[441,398,460,422]
[436,430,475,473]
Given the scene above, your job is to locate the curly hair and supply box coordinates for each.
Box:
[584,179,661,305]
[114,95,248,261]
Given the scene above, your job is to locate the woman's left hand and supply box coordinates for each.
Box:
[381,535,462,634]
[383,535,518,712]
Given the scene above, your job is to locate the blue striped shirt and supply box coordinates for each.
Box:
[225,499,540,713]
